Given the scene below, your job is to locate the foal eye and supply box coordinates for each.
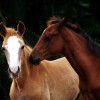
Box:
[21,45,24,49]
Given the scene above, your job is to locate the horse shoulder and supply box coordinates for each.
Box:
[41,57,80,99]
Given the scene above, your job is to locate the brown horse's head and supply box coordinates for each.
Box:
[0,21,25,78]
[29,17,66,64]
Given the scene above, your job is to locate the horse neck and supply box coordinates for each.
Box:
[12,45,32,90]
[21,45,32,77]
[61,27,98,81]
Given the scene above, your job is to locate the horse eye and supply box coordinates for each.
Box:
[44,35,52,41]
[21,45,24,49]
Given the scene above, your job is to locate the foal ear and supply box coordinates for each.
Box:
[17,21,25,36]
[0,22,6,38]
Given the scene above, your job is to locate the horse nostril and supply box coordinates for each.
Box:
[16,66,20,75]
[29,55,40,65]
[34,57,40,65]
[8,66,20,78]
[8,68,12,73]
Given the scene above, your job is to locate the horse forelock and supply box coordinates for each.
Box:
[47,16,61,26]
[3,28,23,44]
[6,28,16,35]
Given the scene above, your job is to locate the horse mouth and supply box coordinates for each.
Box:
[30,58,41,65]
[33,61,40,65]
[11,73,20,79]
[8,67,20,78]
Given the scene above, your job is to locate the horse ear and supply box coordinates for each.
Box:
[61,17,68,26]
[57,17,68,29]
[0,22,6,38]
[17,21,25,36]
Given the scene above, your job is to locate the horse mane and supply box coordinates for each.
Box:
[25,45,32,52]
[47,16,100,54]
[47,16,61,26]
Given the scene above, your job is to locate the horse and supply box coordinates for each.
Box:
[0,22,81,100]
[29,16,100,99]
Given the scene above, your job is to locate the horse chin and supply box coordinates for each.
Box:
[10,72,20,79]
[8,68,20,79]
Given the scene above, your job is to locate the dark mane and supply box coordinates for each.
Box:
[47,17,100,54]
[47,16,82,33]
[47,16,61,26]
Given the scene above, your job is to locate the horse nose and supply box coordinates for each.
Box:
[8,66,20,77]
[29,55,40,65]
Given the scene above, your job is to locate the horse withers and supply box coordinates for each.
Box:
[29,17,100,99]
[0,22,80,100]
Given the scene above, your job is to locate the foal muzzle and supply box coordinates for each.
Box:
[8,67,20,78]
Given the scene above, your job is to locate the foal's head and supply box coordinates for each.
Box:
[29,17,66,64]
[0,22,25,78]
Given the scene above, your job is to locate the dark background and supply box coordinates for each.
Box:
[0,0,100,99]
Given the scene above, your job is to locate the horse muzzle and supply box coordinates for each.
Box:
[8,67,20,78]
[29,54,41,65]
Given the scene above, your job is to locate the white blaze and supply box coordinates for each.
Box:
[5,36,24,73]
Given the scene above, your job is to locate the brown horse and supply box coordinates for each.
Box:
[29,17,100,99]
[0,22,81,100]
